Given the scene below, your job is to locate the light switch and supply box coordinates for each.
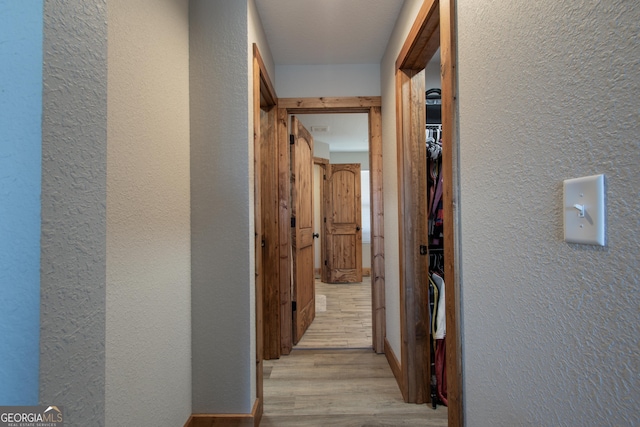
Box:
[563,174,606,246]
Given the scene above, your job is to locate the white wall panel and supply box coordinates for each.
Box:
[457,1,640,425]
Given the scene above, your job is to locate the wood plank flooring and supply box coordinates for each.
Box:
[295,278,373,349]
[261,278,448,426]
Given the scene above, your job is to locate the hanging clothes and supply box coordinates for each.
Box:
[429,275,439,344]
[435,338,447,405]
[432,271,447,406]
[432,272,445,340]
[425,92,446,408]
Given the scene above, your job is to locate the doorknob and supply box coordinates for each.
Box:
[356,226,361,231]
[313,233,319,239]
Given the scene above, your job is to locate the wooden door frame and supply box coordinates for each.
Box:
[278,97,385,355]
[395,0,463,425]
[253,44,278,426]
[313,157,329,282]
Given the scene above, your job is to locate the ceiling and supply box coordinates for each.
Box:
[254,0,406,153]
[254,0,406,66]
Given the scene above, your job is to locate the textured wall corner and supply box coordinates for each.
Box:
[40,0,107,425]
[457,1,640,425]
[379,0,425,364]
[190,0,254,414]
[105,0,192,425]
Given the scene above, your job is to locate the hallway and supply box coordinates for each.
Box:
[261,279,448,426]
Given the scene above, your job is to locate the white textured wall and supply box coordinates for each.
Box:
[40,0,107,424]
[425,49,440,91]
[190,0,258,414]
[276,63,380,98]
[249,0,275,83]
[314,140,330,159]
[362,243,371,270]
[329,151,370,170]
[457,1,640,425]
[379,0,424,363]
[106,0,191,425]
[0,1,42,405]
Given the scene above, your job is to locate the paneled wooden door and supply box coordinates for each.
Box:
[290,116,315,344]
[324,163,363,283]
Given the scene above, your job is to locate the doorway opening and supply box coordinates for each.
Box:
[253,0,463,419]
[394,0,462,425]
[294,112,373,350]
[276,99,385,357]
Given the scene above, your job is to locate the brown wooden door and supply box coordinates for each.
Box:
[290,116,315,344]
[324,163,363,283]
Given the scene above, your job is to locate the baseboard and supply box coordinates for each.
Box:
[184,398,262,427]
[253,398,262,427]
[384,338,405,400]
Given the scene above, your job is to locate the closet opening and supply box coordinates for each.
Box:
[394,0,462,425]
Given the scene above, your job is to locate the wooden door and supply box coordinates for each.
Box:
[290,116,315,344]
[324,163,363,283]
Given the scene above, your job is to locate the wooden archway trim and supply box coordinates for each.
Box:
[396,0,440,71]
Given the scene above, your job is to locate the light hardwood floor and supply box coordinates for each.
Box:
[295,278,373,349]
[262,278,448,426]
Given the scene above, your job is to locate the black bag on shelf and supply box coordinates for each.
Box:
[426,88,441,124]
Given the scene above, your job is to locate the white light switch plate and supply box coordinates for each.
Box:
[563,174,606,246]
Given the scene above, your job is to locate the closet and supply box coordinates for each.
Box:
[426,87,447,408]
[394,0,460,423]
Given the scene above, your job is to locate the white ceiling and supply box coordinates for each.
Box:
[254,0,406,153]
[255,0,406,66]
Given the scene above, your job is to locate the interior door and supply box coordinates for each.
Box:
[324,163,363,283]
[290,116,315,344]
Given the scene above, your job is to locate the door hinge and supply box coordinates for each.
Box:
[289,134,295,145]
[420,245,428,255]
[324,260,327,266]
[292,301,297,311]
[291,217,296,227]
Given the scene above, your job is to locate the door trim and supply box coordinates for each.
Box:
[313,157,329,282]
[395,0,463,425]
[278,97,385,354]
[252,43,277,426]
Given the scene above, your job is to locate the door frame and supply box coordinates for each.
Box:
[278,97,385,355]
[395,0,463,425]
[313,157,329,282]
[253,43,278,425]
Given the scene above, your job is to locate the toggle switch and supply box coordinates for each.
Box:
[573,204,585,218]
[563,174,606,246]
